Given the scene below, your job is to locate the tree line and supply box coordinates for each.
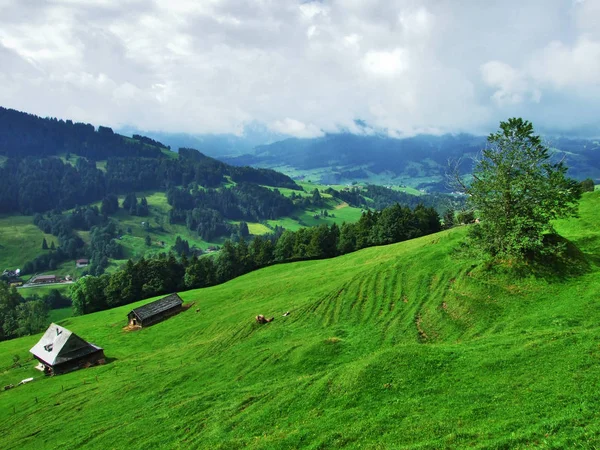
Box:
[0,282,51,341]
[24,205,123,275]
[167,183,296,240]
[70,203,441,315]
[0,151,301,215]
[0,106,165,160]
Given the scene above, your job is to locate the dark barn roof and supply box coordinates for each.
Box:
[129,293,183,321]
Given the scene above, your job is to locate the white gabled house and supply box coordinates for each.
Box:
[30,323,105,375]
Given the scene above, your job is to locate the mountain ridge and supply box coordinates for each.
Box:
[224,132,600,190]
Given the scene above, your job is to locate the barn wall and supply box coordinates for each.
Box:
[51,350,106,375]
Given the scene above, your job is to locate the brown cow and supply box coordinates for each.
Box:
[255,315,274,324]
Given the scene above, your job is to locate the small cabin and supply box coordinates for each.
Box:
[30,324,105,376]
[76,259,89,268]
[127,293,183,328]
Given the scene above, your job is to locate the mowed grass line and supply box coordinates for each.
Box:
[0,192,599,448]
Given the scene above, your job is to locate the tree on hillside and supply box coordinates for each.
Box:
[123,192,138,213]
[0,282,21,340]
[443,208,455,229]
[136,197,149,216]
[101,194,119,216]
[454,118,580,259]
[580,178,595,193]
[41,238,48,250]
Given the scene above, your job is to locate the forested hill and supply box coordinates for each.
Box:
[226,132,600,189]
[0,106,167,160]
[0,107,300,215]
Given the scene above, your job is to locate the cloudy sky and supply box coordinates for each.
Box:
[1,0,599,138]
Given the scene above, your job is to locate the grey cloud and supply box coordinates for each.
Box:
[0,0,598,137]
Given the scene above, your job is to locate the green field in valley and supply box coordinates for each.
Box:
[0,215,57,273]
[48,307,73,323]
[0,185,371,279]
[1,191,599,448]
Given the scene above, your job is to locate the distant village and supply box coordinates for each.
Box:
[1,258,89,289]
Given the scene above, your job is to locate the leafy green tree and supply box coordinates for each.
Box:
[101,194,119,216]
[239,221,250,238]
[311,188,323,206]
[136,197,149,216]
[216,240,237,282]
[0,282,22,340]
[16,300,49,336]
[145,235,152,247]
[580,178,595,193]
[456,118,580,259]
[338,222,357,254]
[184,255,215,289]
[123,192,138,213]
[274,231,295,261]
[456,210,475,225]
[443,208,455,229]
[250,236,274,267]
[70,275,109,315]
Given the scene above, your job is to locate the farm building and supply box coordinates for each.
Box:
[31,274,57,284]
[30,324,105,376]
[76,259,89,268]
[127,293,183,327]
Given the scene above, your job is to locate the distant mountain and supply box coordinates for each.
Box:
[117,123,289,158]
[0,107,301,215]
[224,133,600,191]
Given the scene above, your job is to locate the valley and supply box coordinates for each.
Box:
[1,191,599,448]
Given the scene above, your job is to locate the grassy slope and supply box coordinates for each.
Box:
[2,194,599,449]
[0,216,57,273]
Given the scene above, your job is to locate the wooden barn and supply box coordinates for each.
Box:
[127,293,183,328]
[30,324,105,376]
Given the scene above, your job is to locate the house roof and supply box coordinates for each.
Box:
[35,275,56,280]
[130,293,183,321]
[30,324,102,366]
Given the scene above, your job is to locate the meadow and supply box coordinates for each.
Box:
[0,215,56,274]
[1,191,599,448]
[0,183,369,277]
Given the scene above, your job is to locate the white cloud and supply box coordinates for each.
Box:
[270,118,324,138]
[399,7,433,38]
[480,61,531,106]
[0,0,598,137]
[530,37,600,89]
[299,2,328,20]
[363,48,408,76]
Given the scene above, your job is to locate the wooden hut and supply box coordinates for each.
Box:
[30,324,105,376]
[127,293,183,328]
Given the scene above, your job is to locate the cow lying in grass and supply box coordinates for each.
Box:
[255,315,274,324]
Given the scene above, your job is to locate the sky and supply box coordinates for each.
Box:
[1,0,599,139]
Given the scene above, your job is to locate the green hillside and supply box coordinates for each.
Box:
[0,188,364,277]
[0,215,57,273]
[1,192,599,449]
